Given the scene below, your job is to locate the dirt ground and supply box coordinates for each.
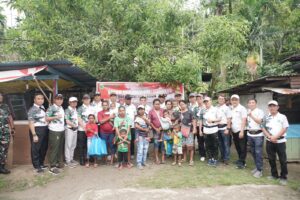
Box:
[0,162,299,200]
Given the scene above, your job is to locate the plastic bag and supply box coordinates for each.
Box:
[88,135,107,156]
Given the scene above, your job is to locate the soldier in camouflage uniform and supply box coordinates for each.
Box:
[77,94,96,165]
[0,93,15,174]
[46,94,65,175]
[28,93,48,173]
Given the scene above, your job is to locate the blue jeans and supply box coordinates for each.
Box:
[136,136,149,165]
[218,129,230,161]
[100,133,116,154]
[248,136,264,171]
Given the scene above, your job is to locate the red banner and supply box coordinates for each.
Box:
[96,82,184,105]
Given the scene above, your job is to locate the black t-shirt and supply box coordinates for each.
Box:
[180,110,194,126]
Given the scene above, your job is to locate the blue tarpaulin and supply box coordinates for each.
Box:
[287,124,300,139]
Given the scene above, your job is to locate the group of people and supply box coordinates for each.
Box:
[0,91,289,185]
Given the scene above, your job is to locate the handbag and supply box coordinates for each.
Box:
[88,135,107,156]
[160,117,171,130]
[181,124,191,138]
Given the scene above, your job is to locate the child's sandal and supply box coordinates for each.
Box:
[85,163,90,168]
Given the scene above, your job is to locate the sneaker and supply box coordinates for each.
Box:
[267,176,278,180]
[137,165,144,170]
[251,168,258,174]
[200,157,205,162]
[49,167,60,175]
[207,159,213,166]
[70,160,79,166]
[142,163,148,167]
[107,155,112,161]
[40,165,48,170]
[236,163,246,169]
[279,178,287,186]
[253,170,263,178]
[212,159,218,167]
[35,168,44,173]
[65,162,76,168]
[223,160,229,165]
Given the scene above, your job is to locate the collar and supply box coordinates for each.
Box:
[68,106,76,111]
[34,103,44,109]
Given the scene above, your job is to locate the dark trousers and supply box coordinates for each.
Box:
[232,131,247,165]
[118,151,128,164]
[194,126,206,158]
[29,126,48,169]
[266,141,288,179]
[218,129,230,161]
[204,133,219,160]
[77,131,87,162]
[248,135,264,171]
[48,130,64,167]
[130,128,135,156]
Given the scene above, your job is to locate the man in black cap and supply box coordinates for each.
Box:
[174,93,182,104]
[124,94,137,162]
[46,94,65,175]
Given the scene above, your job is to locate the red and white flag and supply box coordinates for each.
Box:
[0,66,47,83]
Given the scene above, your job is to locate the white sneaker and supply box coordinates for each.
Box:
[253,170,262,178]
[200,157,205,162]
[251,168,258,174]
[107,155,111,161]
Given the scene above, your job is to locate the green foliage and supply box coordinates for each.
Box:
[1,0,299,93]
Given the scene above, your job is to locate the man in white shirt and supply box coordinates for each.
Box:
[199,97,222,167]
[46,94,65,175]
[91,92,102,118]
[230,94,247,169]
[159,94,167,109]
[193,94,206,161]
[217,94,232,165]
[109,92,120,108]
[262,100,289,185]
[188,93,198,111]
[125,94,137,160]
[139,96,152,115]
[247,99,264,178]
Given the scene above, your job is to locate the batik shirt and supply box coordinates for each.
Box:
[65,106,78,129]
[0,104,11,141]
[27,104,47,127]
[46,104,65,132]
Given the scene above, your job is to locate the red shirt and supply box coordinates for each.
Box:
[98,110,114,134]
[85,123,98,138]
[149,108,164,129]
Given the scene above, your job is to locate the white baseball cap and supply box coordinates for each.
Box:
[230,94,240,100]
[69,97,78,102]
[203,96,211,102]
[268,100,278,106]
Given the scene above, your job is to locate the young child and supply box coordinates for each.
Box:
[116,128,131,169]
[161,110,173,157]
[172,124,183,167]
[85,114,98,168]
[135,105,151,170]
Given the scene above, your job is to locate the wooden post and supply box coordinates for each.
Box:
[53,79,58,96]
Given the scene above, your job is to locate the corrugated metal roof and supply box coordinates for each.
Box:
[0,60,98,87]
[262,87,300,95]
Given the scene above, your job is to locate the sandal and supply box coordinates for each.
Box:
[189,161,194,166]
[172,162,177,166]
[85,163,90,168]
[178,162,182,167]
[94,163,98,168]
[155,160,160,165]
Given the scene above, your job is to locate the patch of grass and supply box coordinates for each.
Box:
[136,154,300,191]
[0,171,65,192]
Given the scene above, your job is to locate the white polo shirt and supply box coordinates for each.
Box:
[263,112,289,143]
[247,108,264,137]
[202,106,221,134]
[217,104,232,130]
[91,101,102,116]
[231,104,247,133]
[125,104,137,127]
